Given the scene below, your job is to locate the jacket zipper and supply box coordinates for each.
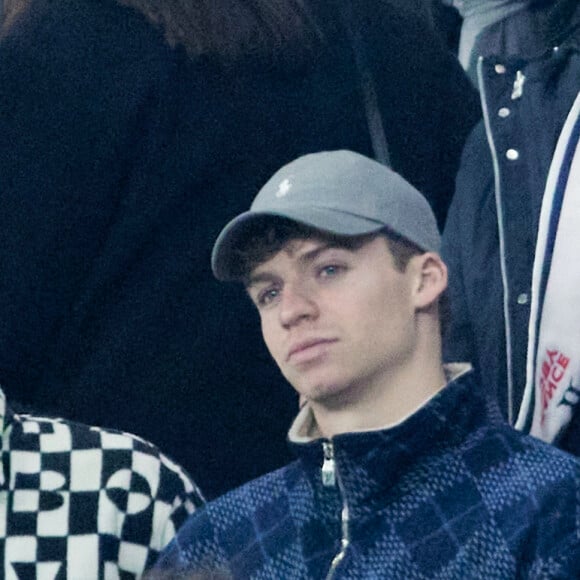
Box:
[322,441,337,487]
[322,441,350,580]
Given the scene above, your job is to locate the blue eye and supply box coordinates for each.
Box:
[258,288,280,306]
[319,265,343,278]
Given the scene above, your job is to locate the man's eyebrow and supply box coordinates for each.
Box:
[245,272,278,290]
[297,242,348,265]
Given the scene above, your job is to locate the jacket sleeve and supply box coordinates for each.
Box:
[149,508,231,577]
[100,433,206,572]
[153,452,206,550]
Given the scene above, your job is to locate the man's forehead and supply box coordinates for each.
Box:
[278,236,330,257]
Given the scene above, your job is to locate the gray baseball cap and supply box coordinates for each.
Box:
[211,150,440,281]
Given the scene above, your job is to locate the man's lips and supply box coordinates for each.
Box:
[286,338,338,362]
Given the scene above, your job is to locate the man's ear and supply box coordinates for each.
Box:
[412,252,448,310]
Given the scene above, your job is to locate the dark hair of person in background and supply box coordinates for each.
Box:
[0,0,480,500]
[3,0,324,64]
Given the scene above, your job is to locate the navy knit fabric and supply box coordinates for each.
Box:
[153,370,580,578]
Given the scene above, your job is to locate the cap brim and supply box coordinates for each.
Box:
[211,208,385,281]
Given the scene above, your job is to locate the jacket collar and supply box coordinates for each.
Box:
[288,363,473,444]
[287,365,501,522]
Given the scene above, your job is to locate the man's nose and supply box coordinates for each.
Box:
[279,283,318,328]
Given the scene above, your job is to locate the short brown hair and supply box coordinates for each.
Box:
[234,217,376,283]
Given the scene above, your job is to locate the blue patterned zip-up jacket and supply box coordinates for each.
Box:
[153,366,580,578]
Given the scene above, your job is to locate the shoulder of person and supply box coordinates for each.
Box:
[150,464,301,574]
[1,0,181,81]
[8,411,204,509]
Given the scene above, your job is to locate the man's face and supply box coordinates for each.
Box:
[246,234,421,406]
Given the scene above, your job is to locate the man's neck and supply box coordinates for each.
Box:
[310,354,447,439]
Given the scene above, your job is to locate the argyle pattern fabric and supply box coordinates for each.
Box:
[0,390,204,579]
[154,369,580,579]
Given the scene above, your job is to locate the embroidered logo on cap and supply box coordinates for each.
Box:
[275,178,292,198]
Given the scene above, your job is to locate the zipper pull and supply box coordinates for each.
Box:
[322,441,336,487]
[511,70,526,100]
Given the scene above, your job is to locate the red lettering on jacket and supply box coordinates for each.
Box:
[540,349,570,425]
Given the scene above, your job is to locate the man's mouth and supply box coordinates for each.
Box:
[286,338,338,363]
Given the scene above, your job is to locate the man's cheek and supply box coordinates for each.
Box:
[261,327,280,363]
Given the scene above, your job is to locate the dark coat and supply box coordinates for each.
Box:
[0,0,480,498]
[442,17,580,451]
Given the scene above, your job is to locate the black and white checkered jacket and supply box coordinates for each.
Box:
[0,389,204,579]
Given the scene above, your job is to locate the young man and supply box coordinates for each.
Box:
[0,388,204,578]
[152,151,580,578]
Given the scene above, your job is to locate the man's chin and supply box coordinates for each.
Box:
[299,381,352,408]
